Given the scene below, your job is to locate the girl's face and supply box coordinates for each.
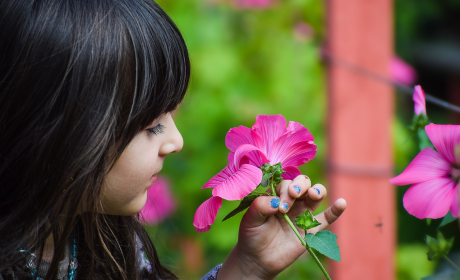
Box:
[100,113,183,215]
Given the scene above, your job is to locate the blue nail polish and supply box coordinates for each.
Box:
[314,188,320,195]
[294,185,301,194]
[281,203,289,211]
[271,197,280,208]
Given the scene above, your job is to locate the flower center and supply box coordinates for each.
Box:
[451,167,460,184]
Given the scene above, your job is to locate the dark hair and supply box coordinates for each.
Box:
[0,0,190,279]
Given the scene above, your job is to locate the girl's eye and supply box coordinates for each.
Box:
[147,123,165,135]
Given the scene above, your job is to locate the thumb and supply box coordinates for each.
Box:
[241,196,280,228]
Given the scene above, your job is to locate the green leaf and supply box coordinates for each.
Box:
[305,230,341,262]
[295,210,322,231]
[439,211,457,227]
[222,194,260,222]
[260,173,273,187]
[436,231,454,254]
[425,232,454,261]
[425,235,440,256]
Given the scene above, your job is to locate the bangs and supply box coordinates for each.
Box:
[118,0,190,136]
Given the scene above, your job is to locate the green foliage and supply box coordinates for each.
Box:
[305,231,341,262]
[439,211,458,228]
[397,244,436,280]
[295,210,321,231]
[222,194,260,222]
[425,231,454,261]
[260,162,285,187]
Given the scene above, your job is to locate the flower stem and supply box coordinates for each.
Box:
[267,179,331,279]
[443,255,460,271]
[270,177,276,196]
[283,214,332,280]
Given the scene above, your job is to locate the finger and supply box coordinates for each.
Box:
[241,196,280,228]
[308,198,347,234]
[289,175,312,199]
[279,175,312,214]
[303,183,327,213]
[274,179,291,196]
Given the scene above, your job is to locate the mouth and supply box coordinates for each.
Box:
[150,174,157,181]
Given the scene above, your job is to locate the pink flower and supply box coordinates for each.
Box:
[294,22,314,42]
[140,177,176,224]
[390,56,417,85]
[193,115,317,232]
[390,123,460,219]
[413,85,427,116]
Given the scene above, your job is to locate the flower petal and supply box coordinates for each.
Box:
[274,140,317,168]
[233,143,269,168]
[225,126,255,152]
[282,166,301,180]
[413,85,426,116]
[450,185,459,217]
[390,148,450,185]
[193,196,223,232]
[140,177,176,224]
[268,122,316,165]
[425,123,460,165]
[212,164,262,200]
[403,178,457,219]
[202,163,237,189]
[252,115,287,155]
[286,121,315,141]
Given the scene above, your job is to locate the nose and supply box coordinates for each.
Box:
[159,114,183,156]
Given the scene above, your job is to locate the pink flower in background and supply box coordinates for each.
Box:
[390,56,417,85]
[413,85,427,116]
[294,22,314,42]
[193,115,317,232]
[140,177,176,224]
[390,124,460,219]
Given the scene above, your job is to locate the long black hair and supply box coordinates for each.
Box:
[0,0,190,279]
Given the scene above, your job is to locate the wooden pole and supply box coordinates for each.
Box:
[326,0,395,279]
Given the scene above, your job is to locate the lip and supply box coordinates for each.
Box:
[150,174,157,181]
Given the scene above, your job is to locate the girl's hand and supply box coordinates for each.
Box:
[217,175,347,280]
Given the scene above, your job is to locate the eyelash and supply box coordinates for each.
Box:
[147,123,165,135]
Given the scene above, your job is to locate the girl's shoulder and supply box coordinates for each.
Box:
[134,235,222,280]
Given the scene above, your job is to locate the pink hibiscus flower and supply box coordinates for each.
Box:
[140,177,176,224]
[413,85,427,116]
[193,115,317,232]
[390,123,460,219]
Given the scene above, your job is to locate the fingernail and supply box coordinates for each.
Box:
[293,185,301,194]
[313,188,320,195]
[305,175,309,180]
[270,197,280,208]
[281,203,289,211]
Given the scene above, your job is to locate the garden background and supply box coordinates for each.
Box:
[143,0,460,279]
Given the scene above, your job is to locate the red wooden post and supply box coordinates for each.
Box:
[327,1,395,280]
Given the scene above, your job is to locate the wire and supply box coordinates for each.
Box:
[323,53,460,114]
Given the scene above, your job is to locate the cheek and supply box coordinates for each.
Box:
[100,179,151,215]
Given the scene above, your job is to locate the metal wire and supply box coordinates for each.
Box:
[324,53,460,114]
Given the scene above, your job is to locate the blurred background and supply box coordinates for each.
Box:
[142,0,460,279]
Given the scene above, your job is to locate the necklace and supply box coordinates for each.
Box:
[20,231,78,280]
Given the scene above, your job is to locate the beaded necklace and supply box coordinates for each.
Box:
[20,232,78,280]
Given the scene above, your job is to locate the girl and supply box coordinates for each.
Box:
[0,0,346,279]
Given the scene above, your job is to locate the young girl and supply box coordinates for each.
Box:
[0,0,346,279]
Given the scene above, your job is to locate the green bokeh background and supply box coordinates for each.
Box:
[144,0,460,279]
